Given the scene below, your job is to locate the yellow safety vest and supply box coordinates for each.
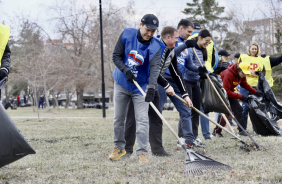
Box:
[188,33,217,72]
[0,24,10,67]
[263,56,273,87]
[239,54,265,87]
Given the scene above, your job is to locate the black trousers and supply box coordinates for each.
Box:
[215,98,245,133]
[184,80,201,138]
[124,91,165,154]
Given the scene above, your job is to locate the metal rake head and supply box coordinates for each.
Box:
[184,160,232,175]
[183,148,232,175]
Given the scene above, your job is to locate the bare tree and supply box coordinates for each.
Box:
[49,0,133,108]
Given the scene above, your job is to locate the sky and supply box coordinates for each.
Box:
[0,0,271,39]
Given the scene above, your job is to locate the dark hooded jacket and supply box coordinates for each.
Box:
[220,64,257,99]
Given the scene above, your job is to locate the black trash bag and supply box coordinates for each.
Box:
[200,74,231,114]
[248,96,282,136]
[0,104,36,168]
[257,72,282,121]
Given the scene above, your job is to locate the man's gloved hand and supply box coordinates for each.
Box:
[185,40,195,48]
[256,90,263,97]
[125,70,136,83]
[241,96,248,103]
[145,88,155,102]
[0,69,8,80]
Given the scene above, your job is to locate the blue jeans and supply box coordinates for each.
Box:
[200,106,210,139]
[158,76,195,144]
[113,82,149,155]
[240,87,256,129]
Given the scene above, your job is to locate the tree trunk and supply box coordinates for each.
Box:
[50,90,59,109]
[65,92,70,108]
[76,87,84,109]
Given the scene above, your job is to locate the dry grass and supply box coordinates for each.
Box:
[0,107,281,184]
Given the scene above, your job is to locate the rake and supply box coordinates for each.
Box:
[173,94,247,145]
[192,48,262,149]
[133,80,232,175]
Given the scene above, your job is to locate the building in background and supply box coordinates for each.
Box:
[243,18,281,55]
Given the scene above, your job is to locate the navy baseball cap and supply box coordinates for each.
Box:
[218,50,230,57]
[141,14,159,30]
[234,53,241,59]
[193,22,201,30]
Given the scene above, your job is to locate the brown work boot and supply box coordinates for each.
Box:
[138,153,149,163]
[109,147,126,161]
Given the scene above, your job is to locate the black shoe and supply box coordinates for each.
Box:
[215,132,223,137]
[238,131,248,136]
[212,128,217,137]
[123,152,133,158]
[152,150,171,157]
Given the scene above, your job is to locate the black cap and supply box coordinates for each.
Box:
[193,22,201,30]
[218,50,230,57]
[234,53,240,59]
[141,14,159,29]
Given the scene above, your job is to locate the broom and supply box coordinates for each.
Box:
[133,80,232,175]
[192,48,262,149]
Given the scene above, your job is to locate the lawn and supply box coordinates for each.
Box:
[0,107,281,184]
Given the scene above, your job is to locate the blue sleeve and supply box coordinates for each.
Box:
[174,43,187,56]
[184,50,199,72]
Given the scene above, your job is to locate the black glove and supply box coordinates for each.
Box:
[255,71,260,75]
[145,88,155,102]
[0,69,8,80]
[200,73,207,79]
[241,96,248,103]
[185,40,195,48]
[256,91,263,97]
[198,66,208,75]
[125,70,136,83]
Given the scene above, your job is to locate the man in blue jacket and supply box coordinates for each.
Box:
[109,14,161,163]
[158,19,205,148]
[124,26,194,157]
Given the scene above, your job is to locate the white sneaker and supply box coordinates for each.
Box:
[177,137,186,147]
[194,138,205,147]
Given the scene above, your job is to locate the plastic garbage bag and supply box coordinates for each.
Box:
[247,72,282,136]
[248,96,282,136]
[200,74,231,114]
[0,104,35,168]
[257,72,282,121]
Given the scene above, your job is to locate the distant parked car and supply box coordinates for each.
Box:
[83,103,108,109]
[20,103,32,107]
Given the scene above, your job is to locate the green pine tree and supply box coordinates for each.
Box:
[182,0,232,47]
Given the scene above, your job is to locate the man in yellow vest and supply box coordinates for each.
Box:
[0,24,11,98]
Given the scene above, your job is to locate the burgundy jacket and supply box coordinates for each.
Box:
[219,64,257,99]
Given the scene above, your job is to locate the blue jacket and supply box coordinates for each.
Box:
[184,44,205,82]
[112,28,161,94]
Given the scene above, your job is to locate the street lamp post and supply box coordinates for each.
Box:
[99,0,106,118]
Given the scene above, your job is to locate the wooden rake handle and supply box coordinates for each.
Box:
[192,48,234,118]
[133,80,185,146]
[173,94,246,144]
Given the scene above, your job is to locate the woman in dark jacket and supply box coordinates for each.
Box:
[184,29,212,143]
